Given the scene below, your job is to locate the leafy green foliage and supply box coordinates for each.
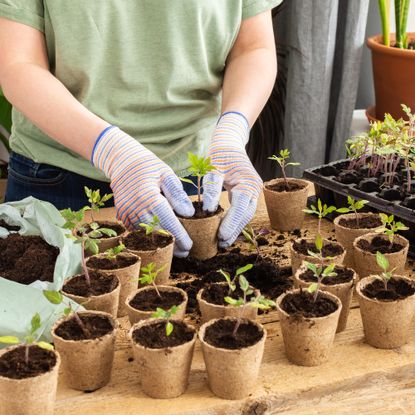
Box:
[151,306,179,336]
[336,197,369,227]
[305,261,337,302]
[84,187,113,221]
[376,213,409,244]
[139,215,170,237]
[218,264,253,295]
[375,251,395,290]
[137,263,167,298]
[303,198,337,237]
[268,149,300,183]
[105,243,125,260]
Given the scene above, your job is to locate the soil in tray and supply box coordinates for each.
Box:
[201,284,256,306]
[87,253,138,270]
[204,319,263,349]
[129,288,184,311]
[0,234,58,284]
[0,219,20,232]
[338,215,382,230]
[362,278,415,301]
[293,239,343,257]
[178,201,223,220]
[123,227,173,251]
[356,236,404,254]
[132,321,194,349]
[281,290,338,318]
[79,222,124,239]
[0,345,56,380]
[265,181,307,193]
[299,266,354,285]
[62,271,118,297]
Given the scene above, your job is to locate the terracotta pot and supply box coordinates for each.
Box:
[276,289,342,366]
[125,285,188,325]
[263,178,310,231]
[294,263,356,333]
[199,317,266,400]
[87,252,141,317]
[334,213,383,268]
[290,237,346,274]
[367,33,415,121]
[357,275,415,349]
[52,311,118,391]
[0,178,6,201]
[129,318,196,398]
[353,233,409,278]
[62,273,120,318]
[0,345,60,415]
[179,211,224,260]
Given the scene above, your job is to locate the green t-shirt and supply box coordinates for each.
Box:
[0,0,281,181]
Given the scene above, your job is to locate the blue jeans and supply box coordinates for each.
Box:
[5,152,198,210]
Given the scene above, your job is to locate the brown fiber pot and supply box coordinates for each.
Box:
[52,311,118,391]
[125,285,188,325]
[333,213,383,268]
[87,252,141,317]
[129,318,196,398]
[294,263,356,333]
[0,345,60,415]
[357,275,415,349]
[179,210,224,260]
[290,237,346,274]
[263,178,310,231]
[353,233,409,278]
[276,289,342,366]
[199,317,266,400]
[367,33,415,121]
[62,274,120,318]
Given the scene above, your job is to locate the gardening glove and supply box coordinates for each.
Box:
[92,126,195,257]
[203,112,263,248]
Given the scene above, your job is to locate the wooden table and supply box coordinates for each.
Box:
[56,192,415,415]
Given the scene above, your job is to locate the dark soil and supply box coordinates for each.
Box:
[357,236,404,254]
[265,181,306,192]
[299,266,354,285]
[123,227,173,251]
[129,288,184,311]
[178,201,223,219]
[362,278,415,301]
[0,234,59,284]
[204,319,264,349]
[281,290,338,318]
[54,314,114,341]
[132,321,194,349]
[0,219,20,232]
[0,345,56,380]
[62,271,118,297]
[79,221,124,239]
[338,215,382,230]
[87,253,138,270]
[293,239,344,257]
[201,283,256,306]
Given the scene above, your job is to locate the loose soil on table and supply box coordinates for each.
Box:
[0,234,58,284]
[338,215,382,230]
[129,288,184,311]
[265,181,307,193]
[123,228,173,251]
[201,284,255,306]
[133,321,194,349]
[293,239,344,257]
[204,319,263,349]
[79,222,125,239]
[55,314,114,341]
[281,291,338,318]
[0,345,56,380]
[357,236,403,254]
[362,278,415,301]
[62,271,118,297]
[299,266,354,285]
[87,253,138,270]
[0,219,20,232]
[178,201,223,220]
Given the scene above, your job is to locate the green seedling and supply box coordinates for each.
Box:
[151,305,179,336]
[268,148,300,190]
[139,215,170,244]
[84,186,113,222]
[375,251,395,290]
[105,243,125,261]
[218,263,253,296]
[376,213,409,246]
[304,261,337,303]
[303,198,337,238]
[336,196,369,228]
[306,234,327,264]
[137,262,167,298]
[241,225,270,258]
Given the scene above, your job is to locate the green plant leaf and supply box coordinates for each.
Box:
[30,313,41,335]
[376,251,389,271]
[37,341,54,351]
[307,283,318,294]
[0,336,20,344]
[315,234,323,251]
[336,207,350,213]
[43,290,63,305]
[236,264,253,276]
[239,275,250,292]
[165,322,174,337]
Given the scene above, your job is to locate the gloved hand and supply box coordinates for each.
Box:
[203,112,263,248]
[92,126,195,257]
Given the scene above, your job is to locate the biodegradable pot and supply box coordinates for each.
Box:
[290,237,346,274]
[129,318,196,398]
[179,210,224,260]
[357,275,415,349]
[263,178,310,231]
[52,311,118,391]
[333,213,383,268]
[62,273,121,318]
[125,285,188,325]
[353,233,409,278]
[276,289,342,366]
[94,220,127,253]
[367,33,415,121]
[0,345,60,415]
[199,317,266,400]
[294,263,356,333]
[87,252,141,317]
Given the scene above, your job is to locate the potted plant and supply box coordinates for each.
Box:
[357,251,415,348]
[353,213,409,278]
[0,89,11,201]
[368,0,415,120]
[129,306,196,398]
[263,149,310,231]
[178,152,224,260]
[125,262,188,325]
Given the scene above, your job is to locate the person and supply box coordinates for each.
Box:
[0,1,281,257]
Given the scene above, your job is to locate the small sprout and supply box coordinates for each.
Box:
[336,196,369,227]
[376,213,409,246]
[305,261,337,302]
[268,149,301,190]
[105,243,125,260]
[375,251,395,291]
[303,199,337,237]
[242,226,261,257]
[139,215,170,244]
[84,187,113,222]
[137,263,167,298]
[151,306,179,336]
[218,264,253,296]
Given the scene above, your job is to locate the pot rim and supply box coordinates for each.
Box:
[367,33,415,58]
[291,237,345,256]
[122,230,175,253]
[86,251,141,271]
[333,212,383,232]
[89,219,128,241]
[62,273,120,300]
[352,232,409,255]
[263,178,311,194]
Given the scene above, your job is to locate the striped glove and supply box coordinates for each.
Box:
[203,112,263,247]
[92,126,195,257]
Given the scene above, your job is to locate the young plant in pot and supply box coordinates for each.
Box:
[357,251,415,348]
[353,213,409,278]
[125,262,188,325]
[264,149,310,231]
[178,152,224,260]
[241,225,270,260]
[129,305,197,399]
